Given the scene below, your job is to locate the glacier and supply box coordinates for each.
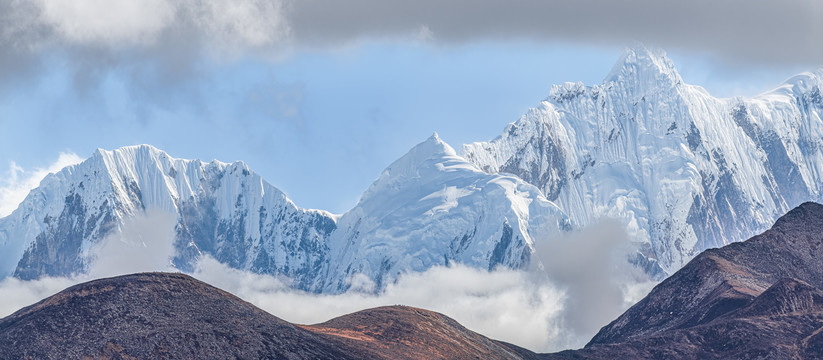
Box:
[462,45,823,274]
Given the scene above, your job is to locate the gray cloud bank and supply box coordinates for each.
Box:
[291,0,823,65]
[0,0,290,94]
[0,0,820,71]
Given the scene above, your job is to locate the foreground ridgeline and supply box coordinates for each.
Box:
[550,202,823,359]
[5,203,823,358]
[0,272,537,360]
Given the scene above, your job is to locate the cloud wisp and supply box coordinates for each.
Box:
[0,209,179,320]
[85,209,178,278]
[0,152,83,217]
[534,219,658,347]
[193,257,567,351]
[190,218,656,351]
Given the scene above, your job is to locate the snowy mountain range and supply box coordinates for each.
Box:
[1,44,821,291]
[0,135,567,293]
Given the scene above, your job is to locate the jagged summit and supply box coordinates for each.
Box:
[94,144,165,156]
[546,45,682,104]
[605,44,682,85]
[386,132,457,168]
[403,132,457,161]
[92,144,244,171]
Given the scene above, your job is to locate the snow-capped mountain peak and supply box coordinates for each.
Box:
[321,135,569,291]
[359,132,475,205]
[605,44,682,87]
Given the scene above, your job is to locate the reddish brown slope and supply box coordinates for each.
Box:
[546,202,823,359]
[304,305,537,360]
[0,272,540,359]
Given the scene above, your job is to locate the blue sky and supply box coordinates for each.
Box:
[0,1,819,214]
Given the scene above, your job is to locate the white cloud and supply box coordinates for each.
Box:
[23,0,291,52]
[0,276,77,318]
[533,219,657,346]
[190,219,655,352]
[287,0,823,66]
[0,0,294,98]
[193,258,568,352]
[4,0,820,68]
[0,152,83,217]
[37,0,176,47]
[198,0,291,52]
[0,210,178,317]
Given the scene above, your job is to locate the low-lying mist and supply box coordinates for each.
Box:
[0,212,656,352]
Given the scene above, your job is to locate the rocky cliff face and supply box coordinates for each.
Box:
[463,45,823,274]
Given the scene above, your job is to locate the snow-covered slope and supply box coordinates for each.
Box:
[462,45,823,274]
[0,140,569,293]
[318,133,569,291]
[0,145,337,290]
